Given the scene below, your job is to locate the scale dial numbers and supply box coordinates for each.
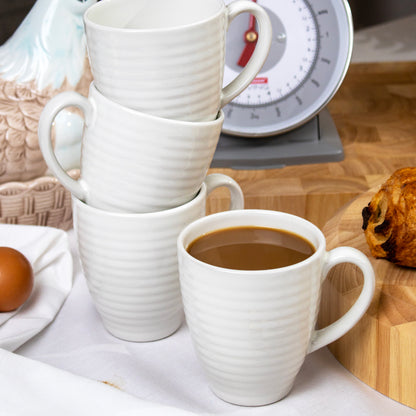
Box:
[222,0,353,137]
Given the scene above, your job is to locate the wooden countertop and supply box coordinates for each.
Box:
[207,61,416,228]
[206,61,416,409]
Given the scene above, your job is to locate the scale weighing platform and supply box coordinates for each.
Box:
[211,108,343,169]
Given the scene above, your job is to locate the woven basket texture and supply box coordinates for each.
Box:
[0,169,79,230]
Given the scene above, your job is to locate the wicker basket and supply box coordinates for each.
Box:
[0,169,79,230]
[0,3,92,231]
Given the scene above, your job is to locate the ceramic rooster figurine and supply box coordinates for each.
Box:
[0,0,96,184]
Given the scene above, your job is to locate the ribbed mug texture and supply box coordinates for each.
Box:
[39,83,224,213]
[85,19,226,122]
[73,174,244,342]
[80,85,224,212]
[178,210,325,406]
[72,197,205,341]
[83,0,273,122]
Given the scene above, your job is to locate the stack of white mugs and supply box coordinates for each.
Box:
[38,0,271,342]
[36,0,379,407]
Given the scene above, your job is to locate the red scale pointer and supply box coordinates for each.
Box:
[237,0,258,67]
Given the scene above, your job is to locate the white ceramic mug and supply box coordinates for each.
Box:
[83,0,272,121]
[39,83,224,213]
[177,209,375,406]
[73,173,244,342]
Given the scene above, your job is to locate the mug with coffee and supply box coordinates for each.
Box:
[187,225,315,270]
[177,209,375,406]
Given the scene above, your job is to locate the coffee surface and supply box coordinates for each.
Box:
[187,226,315,270]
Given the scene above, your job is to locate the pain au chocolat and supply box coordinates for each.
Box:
[362,167,416,268]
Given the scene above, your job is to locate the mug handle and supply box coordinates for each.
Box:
[221,0,272,107]
[307,247,376,353]
[38,91,94,202]
[205,173,245,210]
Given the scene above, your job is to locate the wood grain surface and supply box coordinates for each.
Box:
[318,188,416,410]
[207,62,416,408]
[207,62,416,228]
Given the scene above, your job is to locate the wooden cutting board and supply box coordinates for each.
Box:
[318,188,416,409]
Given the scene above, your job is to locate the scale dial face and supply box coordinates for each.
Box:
[222,0,353,137]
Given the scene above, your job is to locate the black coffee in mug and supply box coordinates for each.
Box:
[187,226,315,270]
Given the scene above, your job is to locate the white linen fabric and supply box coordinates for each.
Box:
[0,228,414,415]
[0,224,73,351]
[0,348,195,416]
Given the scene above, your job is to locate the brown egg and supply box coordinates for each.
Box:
[0,247,34,312]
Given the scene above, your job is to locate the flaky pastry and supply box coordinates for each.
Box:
[362,167,416,268]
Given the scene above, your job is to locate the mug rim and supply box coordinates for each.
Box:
[178,209,327,275]
[88,82,225,127]
[72,182,206,219]
[84,0,225,34]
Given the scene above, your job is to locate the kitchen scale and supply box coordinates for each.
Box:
[212,0,353,169]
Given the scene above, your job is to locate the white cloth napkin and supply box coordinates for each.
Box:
[0,224,73,351]
[0,348,195,416]
[1,229,415,416]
